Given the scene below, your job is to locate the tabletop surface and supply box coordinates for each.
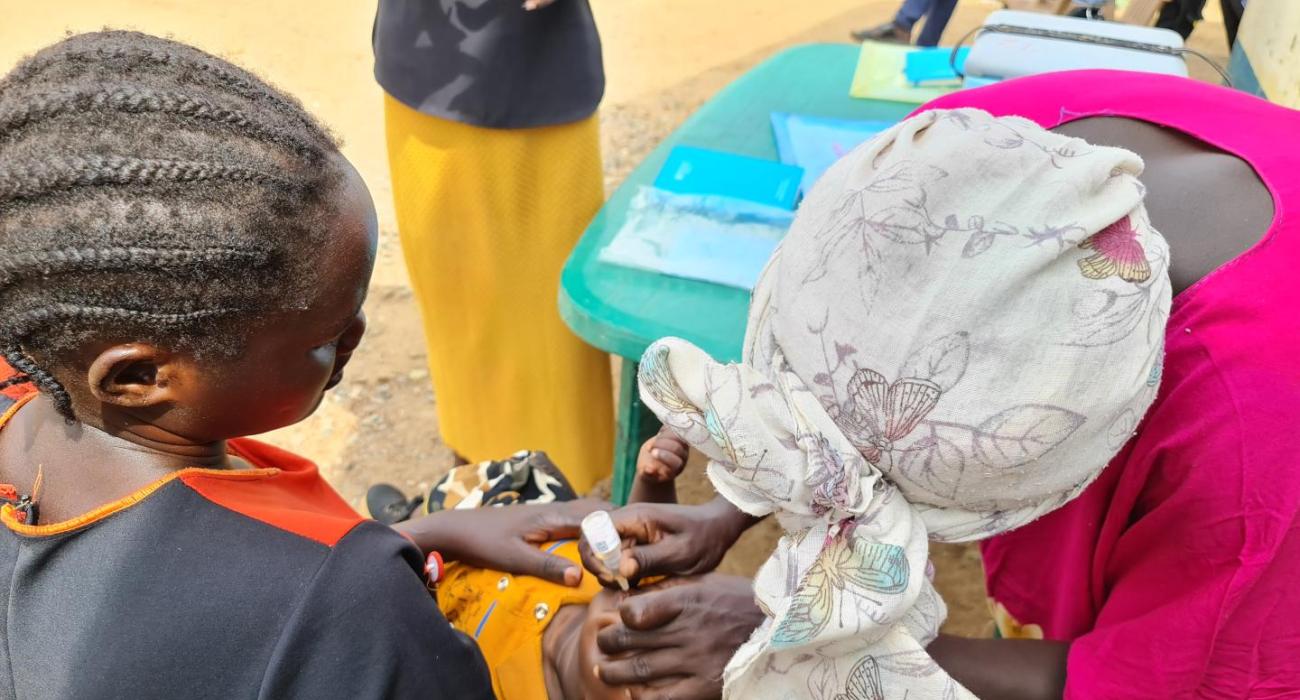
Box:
[559,43,917,363]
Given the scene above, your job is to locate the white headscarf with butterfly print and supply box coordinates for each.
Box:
[638,108,1171,699]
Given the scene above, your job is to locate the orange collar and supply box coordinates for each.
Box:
[1,467,279,538]
[0,394,282,537]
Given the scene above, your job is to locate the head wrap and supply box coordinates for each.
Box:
[638,108,1171,698]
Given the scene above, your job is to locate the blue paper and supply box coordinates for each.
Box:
[600,187,793,290]
[903,47,969,86]
[654,146,804,210]
[770,113,892,193]
[962,75,1002,89]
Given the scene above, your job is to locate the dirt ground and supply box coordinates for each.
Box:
[1,0,1230,639]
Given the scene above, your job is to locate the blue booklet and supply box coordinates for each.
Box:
[600,187,793,290]
[654,146,804,211]
[771,113,892,193]
[903,47,969,86]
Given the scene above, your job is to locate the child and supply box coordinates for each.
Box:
[0,31,495,698]
[632,108,1172,698]
[368,429,691,700]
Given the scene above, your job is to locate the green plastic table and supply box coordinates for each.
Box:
[559,43,918,503]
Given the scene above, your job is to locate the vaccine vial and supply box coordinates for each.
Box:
[581,510,628,590]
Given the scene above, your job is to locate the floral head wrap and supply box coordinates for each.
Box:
[638,108,1171,699]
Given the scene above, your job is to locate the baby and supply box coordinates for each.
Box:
[371,430,690,700]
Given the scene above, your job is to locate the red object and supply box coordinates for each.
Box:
[424,551,445,584]
[0,484,18,502]
[0,360,34,402]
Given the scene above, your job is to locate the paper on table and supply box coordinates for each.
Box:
[850,40,961,103]
[654,146,804,211]
[599,186,794,291]
[771,112,892,193]
[903,46,970,86]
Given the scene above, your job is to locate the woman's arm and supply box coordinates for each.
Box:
[927,634,1069,700]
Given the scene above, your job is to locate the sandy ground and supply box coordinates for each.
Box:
[1,0,1230,638]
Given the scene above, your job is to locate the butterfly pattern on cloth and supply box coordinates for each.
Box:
[773,531,910,648]
[836,656,885,700]
[838,368,942,466]
[1077,215,1152,283]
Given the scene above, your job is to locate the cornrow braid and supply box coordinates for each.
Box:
[0,43,329,140]
[2,305,243,417]
[1,345,71,417]
[0,155,289,204]
[5,303,241,338]
[0,373,30,392]
[0,245,274,289]
[0,86,328,160]
[0,30,345,419]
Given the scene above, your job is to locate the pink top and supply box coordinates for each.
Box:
[918,72,1300,699]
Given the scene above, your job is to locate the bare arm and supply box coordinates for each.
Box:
[927,634,1069,700]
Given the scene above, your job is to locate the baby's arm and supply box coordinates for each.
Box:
[628,427,690,505]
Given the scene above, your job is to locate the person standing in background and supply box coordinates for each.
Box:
[851,0,961,47]
[1154,0,1247,47]
[374,0,613,491]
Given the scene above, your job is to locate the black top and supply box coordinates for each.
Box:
[373,0,604,129]
[0,418,493,700]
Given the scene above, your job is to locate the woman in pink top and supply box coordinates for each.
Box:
[580,72,1300,700]
[914,71,1300,698]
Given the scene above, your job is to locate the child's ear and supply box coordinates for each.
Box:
[86,344,181,409]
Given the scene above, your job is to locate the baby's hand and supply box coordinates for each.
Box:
[637,428,689,484]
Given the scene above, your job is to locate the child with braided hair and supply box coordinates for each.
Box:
[0,30,615,699]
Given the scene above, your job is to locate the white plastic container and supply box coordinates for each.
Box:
[581,510,629,590]
[964,10,1188,80]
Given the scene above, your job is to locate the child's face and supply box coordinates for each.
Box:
[186,158,380,439]
[72,156,380,442]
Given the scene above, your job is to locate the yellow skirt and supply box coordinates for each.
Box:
[383,94,613,492]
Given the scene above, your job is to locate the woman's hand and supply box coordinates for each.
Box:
[591,574,765,700]
[582,496,761,585]
[394,499,607,586]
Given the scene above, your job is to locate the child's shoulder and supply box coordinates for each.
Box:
[182,437,366,548]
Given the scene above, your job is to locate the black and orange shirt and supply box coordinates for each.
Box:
[0,386,494,699]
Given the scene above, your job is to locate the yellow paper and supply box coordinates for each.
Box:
[850,41,960,104]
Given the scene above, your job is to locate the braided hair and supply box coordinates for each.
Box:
[0,31,343,418]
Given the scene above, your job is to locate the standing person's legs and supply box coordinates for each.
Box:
[851,0,932,43]
[1219,0,1245,48]
[914,0,960,46]
[383,94,614,492]
[1155,0,1208,40]
[894,0,936,31]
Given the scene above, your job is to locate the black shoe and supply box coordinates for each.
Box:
[851,21,911,44]
[366,483,425,525]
